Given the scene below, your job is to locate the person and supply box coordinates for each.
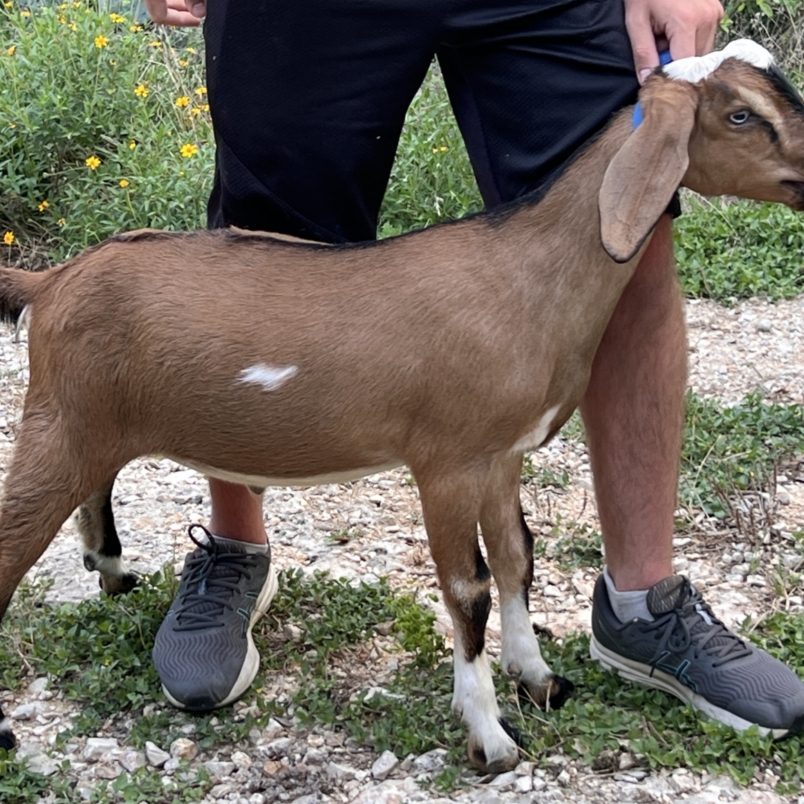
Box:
[144,0,804,735]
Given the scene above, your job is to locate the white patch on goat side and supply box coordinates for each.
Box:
[664,39,774,84]
[238,363,299,392]
[500,596,553,687]
[451,635,518,766]
[511,404,561,453]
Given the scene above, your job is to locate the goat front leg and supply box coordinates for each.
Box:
[75,473,138,595]
[480,454,574,709]
[417,468,520,774]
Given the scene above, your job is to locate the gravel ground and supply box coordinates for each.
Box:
[3,295,804,804]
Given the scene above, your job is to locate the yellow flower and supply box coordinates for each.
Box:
[129,140,137,149]
[7,45,16,56]
[68,22,77,31]
[57,218,66,227]
[194,86,207,96]
[149,40,162,48]
[8,122,16,129]
[175,96,190,108]
[129,24,142,32]
[4,2,13,8]
[180,143,198,158]
[109,12,125,23]
[185,46,196,54]
[190,107,200,117]
[38,200,49,211]
[58,14,66,24]
[134,84,148,98]
[94,35,108,48]
[178,58,188,67]
[20,9,29,16]
[85,155,101,170]
[119,179,129,188]
[3,231,14,246]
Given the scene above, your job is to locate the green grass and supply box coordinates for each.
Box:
[3,565,804,797]
[675,195,804,303]
[681,391,804,518]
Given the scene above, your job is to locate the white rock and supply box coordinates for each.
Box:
[412,748,448,773]
[22,750,59,776]
[371,750,399,781]
[27,677,49,696]
[204,760,235,779]
[170,737,199,760]
[232,750,252,770]
[118,749,146,773]
[515,775,533,793]
[326,761,357,780]
[11,703,41,720]
[145,740,171,768]
[83,737,119,762]
[489,770,518,788]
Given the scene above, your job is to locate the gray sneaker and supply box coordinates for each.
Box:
[590,574,804,737]
[153,525,278,711]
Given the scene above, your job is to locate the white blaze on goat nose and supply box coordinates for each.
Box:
[663,39,775,84]
[238,363,299,391]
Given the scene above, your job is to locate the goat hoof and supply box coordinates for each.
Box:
[467,734,520,774]
[99,572,139,596]
[0,726,17,751]
[518,673,575,711]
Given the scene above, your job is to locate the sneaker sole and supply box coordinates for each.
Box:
[589,636,790,739]
[162,562,279,711]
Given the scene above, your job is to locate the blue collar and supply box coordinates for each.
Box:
[633,51,673,129]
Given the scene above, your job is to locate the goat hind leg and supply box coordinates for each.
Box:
[480,454,574,710]
[418,469,520,774]
[0,419,115,748]
[75,473,138,595]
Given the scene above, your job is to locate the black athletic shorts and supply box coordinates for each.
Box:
[204,0,639,242]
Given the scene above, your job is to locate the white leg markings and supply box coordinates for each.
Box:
[500,596,552,686]
[452,633,518,766]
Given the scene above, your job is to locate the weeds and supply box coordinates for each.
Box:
[680,391,804,518]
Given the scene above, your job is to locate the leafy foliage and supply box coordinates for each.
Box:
[675,196,804,303]
[680,391,804,517]
[0,1,212,260]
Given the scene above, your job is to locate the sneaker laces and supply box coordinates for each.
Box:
[170,524,264,632]
[643,577,752,675]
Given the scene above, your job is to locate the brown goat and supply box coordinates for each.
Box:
[1,42,804,771]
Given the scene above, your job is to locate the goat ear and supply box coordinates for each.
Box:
[599,81,698,263]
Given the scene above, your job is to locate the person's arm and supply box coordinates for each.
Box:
[143,0,206,26]
[625,0,724,83]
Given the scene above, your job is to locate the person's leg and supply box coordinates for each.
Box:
[440,0,804,734]
[154,0,441,710]
[580,215,681,594]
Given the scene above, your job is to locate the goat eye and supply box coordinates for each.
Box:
[729,109,751,125]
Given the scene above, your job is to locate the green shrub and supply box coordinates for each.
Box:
[675,195,804,303]
[0,1,212,260]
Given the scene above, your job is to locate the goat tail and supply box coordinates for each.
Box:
[0,268,43,324]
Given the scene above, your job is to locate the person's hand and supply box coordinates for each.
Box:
[624,0,724,83]
[143,0,206,26]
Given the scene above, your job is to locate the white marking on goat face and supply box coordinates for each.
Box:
[663,39,774,84]
[511,404,561,453]
[238,363,299,392]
